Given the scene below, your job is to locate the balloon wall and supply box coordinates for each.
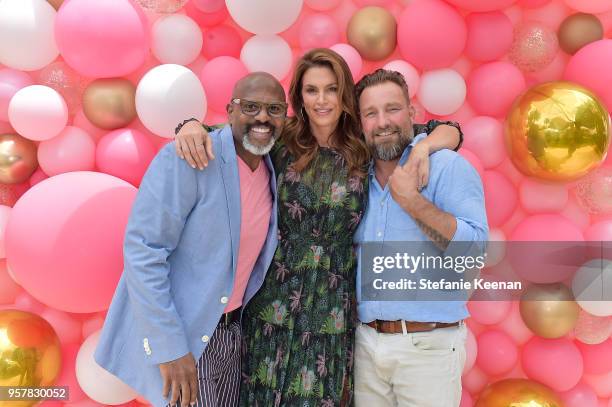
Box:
[0,0,611,405]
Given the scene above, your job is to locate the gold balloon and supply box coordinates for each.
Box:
[476,379,564,407]
[0,310,62,407]
[519,283,580,339]
[558,13,603,55]
[82,78,137,130]
[347,7,397,61]
[47,0,64,10]
[0,134,38,184]
[506,81,610,181]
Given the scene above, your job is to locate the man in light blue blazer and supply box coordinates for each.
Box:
[94,73,288,407]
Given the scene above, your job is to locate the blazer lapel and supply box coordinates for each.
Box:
[218,126,241,276]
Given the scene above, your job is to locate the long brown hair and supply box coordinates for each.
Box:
[282,48,369,177]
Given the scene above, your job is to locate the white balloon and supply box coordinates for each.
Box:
[573,259,612,317]
[136,64,206,138]
[418,69,466,116]
[226,0,303,34]
[152,14,203,65]
[8,85,68,141]
[76,330,138,405]
[240,35,293,80]
[0,0,59,71]
[383,60,420,99]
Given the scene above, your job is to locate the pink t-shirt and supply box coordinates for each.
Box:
[224,157,272,312]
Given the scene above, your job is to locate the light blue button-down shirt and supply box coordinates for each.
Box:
[354,134,489,323]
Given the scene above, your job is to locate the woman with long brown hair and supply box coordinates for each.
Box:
[175,48,461,406]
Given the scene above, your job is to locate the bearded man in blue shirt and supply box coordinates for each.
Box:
[353,69,489,407]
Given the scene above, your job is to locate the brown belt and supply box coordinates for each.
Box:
[364,320,460,334]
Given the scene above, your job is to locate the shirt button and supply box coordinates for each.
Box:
[145,349,152,355]
[220,296,228,304]
[201,335,209,343]
[380,201,384,206]
[377,231,382,237]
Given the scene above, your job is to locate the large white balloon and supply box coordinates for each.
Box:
[383,60,421,99]
[136,64,206,138]
[573,259,612,317]
[0,0,59,71]
[226,0,303,35]
[8,85,68,141]
[152,14,203,65]
[76,330,139,405]
[240,35,293,80]
[417,68,466,116]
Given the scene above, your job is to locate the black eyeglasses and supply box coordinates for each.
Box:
[231,98,288,118]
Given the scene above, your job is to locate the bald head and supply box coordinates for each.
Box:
[232,72,285,101]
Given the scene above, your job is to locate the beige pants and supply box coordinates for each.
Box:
[354,322,467,407]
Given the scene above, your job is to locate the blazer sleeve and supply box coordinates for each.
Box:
[122,142,198,365]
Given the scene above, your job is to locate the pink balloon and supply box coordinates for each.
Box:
[467,62,526,117]
[564,0,612,13]
[585,221,612,241]
[483,171,518,227]
[397,0,467,69]
[55,0,150,78]
[561,382,599,407]
[5,172,137,313]
[29,168,49,188]
[522,337,584,392]
[476,330,518,375]
[465,12,514,62]
[383,60,419,98]
[519,178,568,214]
[0,68,33,122]
[464,328,478,373]
[201,25,242,59]
[299,14,340,50]
[331,44,363,82]
[458,149,484,179]
[11,292,46,314]
[584,371,612,398]
[82,313,105,339]
[200,56,248,112]
[192,0,224,13]
[462,116,505,169]
[0,205,10,258]
[0,259,21,304]
[578,339,612,375]
[37,126,96,177]
[468,300,512,325]
[508,22,559,72]
[41,308,82,345]
[353,0,394,6]
[498,301,534,345]
[460,389,473,407]
[185,1,229,27]
[96,129,156,187]
[564,40,612,112]
[523,1,571,30]
[462,366,489,395]
[519,0,552,7]
[305,0,343,11]
[443,0,518,12]
[511,214,584,241]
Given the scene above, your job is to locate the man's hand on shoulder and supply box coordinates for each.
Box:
[175,120,215,170]
[159,352,198,407]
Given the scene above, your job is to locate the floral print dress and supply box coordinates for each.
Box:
[240,141,366,407]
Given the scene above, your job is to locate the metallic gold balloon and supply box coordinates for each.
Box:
[476,379,564,407]
[506,81,610,181]
[347,7,397,61]
[0,310,62,407]
[519,283,580,339]
[82,78,137,130]
[558,13,603,55]
[0,134,38,184]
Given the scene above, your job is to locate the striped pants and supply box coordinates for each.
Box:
[168,321,241,407]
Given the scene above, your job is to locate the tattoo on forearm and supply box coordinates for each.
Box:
[415,218,451,250]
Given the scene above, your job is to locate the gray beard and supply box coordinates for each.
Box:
[243,134,275,156]
[369,130,413,162]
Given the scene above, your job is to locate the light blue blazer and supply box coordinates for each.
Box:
[94,126,278,407]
